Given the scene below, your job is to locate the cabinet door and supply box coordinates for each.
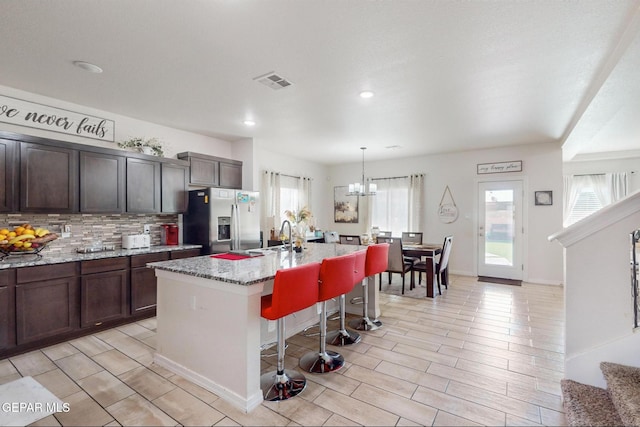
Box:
[80,151,125,213]
[20,142,79,213]
[0,138,17,213]
[189,156,219,186]
[126,158,160,213]
[161,162,188,213]
[81,270,128,328]
[130,267,158,315]
[219,161,242,189]
[16,277,79,345]
[0,269,16,351]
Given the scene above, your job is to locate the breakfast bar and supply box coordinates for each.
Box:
[148,242,373,412]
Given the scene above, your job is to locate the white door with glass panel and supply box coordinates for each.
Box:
[478,180,523,280]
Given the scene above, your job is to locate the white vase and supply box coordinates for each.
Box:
[141,146,154,155]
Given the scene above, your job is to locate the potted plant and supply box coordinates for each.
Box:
[117,137,164,156]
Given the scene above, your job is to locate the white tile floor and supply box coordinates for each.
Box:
[0,274,566,426]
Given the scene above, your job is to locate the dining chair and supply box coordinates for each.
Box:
[414,235,453,295]
[339,234,361,245]
[323,231,339,243]
[375,230,392,242]
[376,236,414,294]
[401,232,423,244]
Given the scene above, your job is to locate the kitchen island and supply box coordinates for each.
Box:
[148,242,377,412]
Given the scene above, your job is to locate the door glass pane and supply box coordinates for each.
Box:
[484,189,514,266]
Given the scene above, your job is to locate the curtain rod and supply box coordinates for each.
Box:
[264,170,312,180]
[370,174,424,181]
[572,172,636,176]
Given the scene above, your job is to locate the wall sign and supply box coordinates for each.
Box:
[438,185,459,223]
[0,95,115,142]
[477,160,522,174]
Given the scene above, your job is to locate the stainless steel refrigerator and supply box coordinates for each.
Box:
[184,188,261,254]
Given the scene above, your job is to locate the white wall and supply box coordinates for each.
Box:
[0,84,234,159]
[327,143,564,284]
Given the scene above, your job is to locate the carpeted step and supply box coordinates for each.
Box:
[601,362,640,426]
[561,379,623,426]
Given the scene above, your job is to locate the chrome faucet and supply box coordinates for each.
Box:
[279,220,293,252]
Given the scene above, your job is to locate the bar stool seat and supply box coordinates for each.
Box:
[300,253,356,373]
[260,262,321,401]
[349,243,389,331]
[326,249,365,346]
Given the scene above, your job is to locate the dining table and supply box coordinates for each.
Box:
[402,243,443,298]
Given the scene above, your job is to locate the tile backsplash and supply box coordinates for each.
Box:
[0,213,180,256]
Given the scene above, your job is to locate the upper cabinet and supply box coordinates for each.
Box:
[20,142,79,213]
[80,151,126,213]
[126,158,161,213]
[161,162,189,213]
[0,139,17,213]
[178,152,242,189]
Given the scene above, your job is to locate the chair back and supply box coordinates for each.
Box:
[401,232,423,244]
[376,236,403,272]
[353,250,367,284]
[340,234,361,245]
[318,253,357,301]
[365,243,389,276]
[263,262,321,320]
[323,231,339,243]
[438,235,453,272]
[376,230,392,239]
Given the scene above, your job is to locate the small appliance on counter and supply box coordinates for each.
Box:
[161,224,179,245]
[122,234,151,249]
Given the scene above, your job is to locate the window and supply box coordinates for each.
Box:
[278,175,301,225]
[370,177,410,236]
[563,173,628,227]
[565,186,603,226]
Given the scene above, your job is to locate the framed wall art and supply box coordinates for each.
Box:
[334,186,358,223]
[535,191,553,206]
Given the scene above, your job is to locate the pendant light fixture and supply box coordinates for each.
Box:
[347,147,377,196]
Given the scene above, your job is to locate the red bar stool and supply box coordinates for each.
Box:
[300,253,356,373]
[349,243,389,331]
[260,262,321,401]
[326,249,365,346]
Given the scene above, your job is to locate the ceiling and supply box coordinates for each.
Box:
[1,0,639,164]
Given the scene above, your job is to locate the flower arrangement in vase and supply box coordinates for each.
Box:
[284,207,313,250]
[117,137,164,157]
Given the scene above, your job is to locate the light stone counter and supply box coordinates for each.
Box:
[148,242,377,413]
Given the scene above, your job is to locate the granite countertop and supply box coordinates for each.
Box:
[0,244,202,269]
[148,242,367,286]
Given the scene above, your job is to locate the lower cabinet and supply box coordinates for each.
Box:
[130,252,169,315]
[80,258,129,328]
[15,263,79,345]
[0,269,15,351]
[170,248,202,259]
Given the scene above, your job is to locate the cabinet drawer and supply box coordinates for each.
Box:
[131,252,169,268]
[81,257,129,275]
[170,249,201,259]
[17,262,78,284]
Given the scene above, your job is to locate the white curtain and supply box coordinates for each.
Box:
[369,176,410,236]
[261,171,281,233]
[298,177,312,211]
[563,175,580,225]
[408,174,425,232]
[607,172,628,203]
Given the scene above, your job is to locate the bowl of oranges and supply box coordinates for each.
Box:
[0,224,58,258]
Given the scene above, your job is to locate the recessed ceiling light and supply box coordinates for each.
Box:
[359,91,374,99]
[243,120,256,127]
[73,61,103,73]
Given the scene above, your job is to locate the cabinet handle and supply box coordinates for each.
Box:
[95,322,103,326]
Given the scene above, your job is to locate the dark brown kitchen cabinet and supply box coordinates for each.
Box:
[161,162,188,213]
[177,152,243,189]
[170,248,202,259]
[126,157,161,213]
[80,151,126,213]
[0,138,17,213]
[130,252,169,315]
[20,142,79,213]
[80,258,129,328]
[0,269,16,351]
[16,263,79,345]
[219,160,243,189]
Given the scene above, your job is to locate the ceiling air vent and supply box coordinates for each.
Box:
[253,72,293,90]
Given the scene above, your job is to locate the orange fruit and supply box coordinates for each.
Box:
[7,232,16,238]
[0,228,8,235]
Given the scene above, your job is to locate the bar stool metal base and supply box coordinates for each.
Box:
[349,317,382,331]
[326,328,361,346]
[260,369,307,401]
[299,351,344,373]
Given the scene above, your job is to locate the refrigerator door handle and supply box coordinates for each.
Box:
[231,204,240,250]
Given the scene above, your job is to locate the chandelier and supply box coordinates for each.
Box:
[347,147,377,196]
